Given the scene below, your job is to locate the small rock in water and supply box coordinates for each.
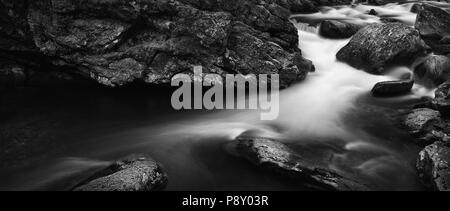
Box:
[410,3,422,14]
[319,20,362,39]
[230,135,369,191]
[417,142,450,191]
[73,154,168,191]
[371,78,414,97]
[414,55,450,87]
[337,23,429,74]
[368,9,378,16]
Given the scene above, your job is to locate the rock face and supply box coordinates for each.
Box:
[403,108,450,146]
[415,4,450,55]
[231,136,368,191]
[433,81,450,117]
[414,55,450,87]
[73,154,168,191]
[371,78,414,97]
[0,0,320,88]
[319,20,362,39]
[417,142,450,191]
[336,23,429,74]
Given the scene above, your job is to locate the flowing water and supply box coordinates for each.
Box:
[0,2,437,191]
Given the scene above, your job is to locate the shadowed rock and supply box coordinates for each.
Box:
[414,55,450,87]
[73,154,168,191]
[415,4,450,54]
[337,23,429,74]
[230,135,369,191]
[371,78,414,97]
[319,20,362,39]
[417,142,450,191]
[403,108,449,146]
[433,81,450,117]
[0,0,319,88]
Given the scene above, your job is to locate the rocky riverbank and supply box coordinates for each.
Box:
[0,0,357,89]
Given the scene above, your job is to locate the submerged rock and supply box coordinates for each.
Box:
[415,4,450,54]
[414,55,450,87]
[371,78,414,97]
[337,23,429,74]
[231,136,369,191]
[73,154,168,191]
[319,20,362,39]
[417,142,450,191]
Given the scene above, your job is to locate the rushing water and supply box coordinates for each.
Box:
[0,3,437,190]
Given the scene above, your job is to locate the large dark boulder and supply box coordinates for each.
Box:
[319,20,362,39]
[230,135,369,191]
[417,142,450,191]
[371,78,414,97]
[414,55,450,87]
[73,154,168,191]
[415,4,450,54]
[336,23,430,74]
[0,0,317,88]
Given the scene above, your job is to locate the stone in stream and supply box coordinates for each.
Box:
[230,135,369,191]
[415,4,450,54]
[0,0,318,88]
[319,20,362,39]
[433,81,450,117]
[403,108,450,146]
[417,142,450,191]
[371,78,414,97]
[414,55,450,87]
[336,23,430,74]
[73,154,168,191]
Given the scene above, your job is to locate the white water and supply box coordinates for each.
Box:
[0,2,438,190]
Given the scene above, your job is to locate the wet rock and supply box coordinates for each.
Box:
[411,3,422,13]
[73,154,168,191]
[231,136,369,191]
[433,81,450,117]
[403,108,449,146]
[0,0,316,88]
[404,108,441,135]
[371,78,414,97]
[414,55,450,87]
[319,20,362,39]
[417,142,450,191]
[415,4,450,54]
[368,9,378,16]
[337,23,429,74]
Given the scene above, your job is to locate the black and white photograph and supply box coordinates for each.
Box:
[1,0,450,199]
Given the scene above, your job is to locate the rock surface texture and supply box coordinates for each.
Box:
[0,0,343,88]
[231,135,369,191]
[415,3,450,55]
[336,23,429,74]
[73,154,168,191]
[417,142,450,191]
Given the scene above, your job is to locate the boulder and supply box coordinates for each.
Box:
[433,81,450,117]
[403,108,449,146]
[417,142,450,191]
[0,0,316,88]
[231,135,369,191]
[337,23,429,74]
[319,20,362,39]
[414,55,450,87]
[73,154,168,191]
[371,78,414,97]
[415,4,450,54]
